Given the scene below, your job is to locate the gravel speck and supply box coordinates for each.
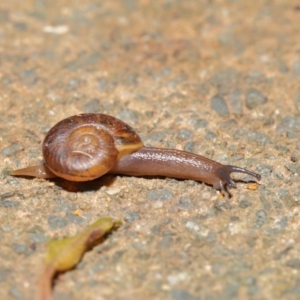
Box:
[147,189,173,201]
[246,88,268,109]
[292,61,300,76]
[0,267,10,282]
[210,69,238,94]
[11,243,27,254]
[239,200,252,208]
[260,195,271,211]
[177,197,194,210]
[119,108,139,124]
[20,68,38,86]
[66,78,80,90]
[253,210,268,229]
[278,189,295,208]
[188,118,208,130]
[295,94,300,111]
[210,94,229,116]
[184,141,194,152]
[256,164,272,177]
[82,98,102,113]
[170,289,198,300]
[177,128,193,140]
[228,90,243,116]
[0,200,20,208]
[285,163,300,175]
[48,215,69,230]
[9,286,23,300]
[124,211,140,222]
[276,115,300,136]
[1,144,24,157]
[205,131,217,140]
[246,70,265,84]
[234,129,271,145]
[286,259,300,269]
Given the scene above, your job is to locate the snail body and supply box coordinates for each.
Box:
[11,113,261,194]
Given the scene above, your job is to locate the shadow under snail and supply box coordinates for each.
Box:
[11,113,261,194]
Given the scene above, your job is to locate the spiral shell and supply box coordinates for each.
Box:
[42,113,144,181]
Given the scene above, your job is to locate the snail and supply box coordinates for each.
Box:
[11,113,261,194]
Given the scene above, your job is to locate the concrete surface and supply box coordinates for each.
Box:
[1,1,300,299]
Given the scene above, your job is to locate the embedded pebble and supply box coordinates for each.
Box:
[210,69,238,94]
[147,189,173,202]
[9,286,23,300]
[0,200,20,208]
[11,243,27,254]
[177,128,193,140]
[170,289,199,300]
[234,129,271,145]
[47,215,69,230]
[228,90,243,116]
[286,259,300,269]
[253,210,268,229]
[124,211,140,222]
[246,70,265,84]
[188,118,208,130]
[210,94,229,116]
[0,268,10,282]
[177,197,194,210]
[276,115,300,135]
[285,163,300,175]
[292,61,300,76]
[20,68,38,86]
[205,131,217,140]
[1,144,24,157]
[82,98,102,113]
[119,108,140,124]
[239,200,252,208]
[245,88,268,109]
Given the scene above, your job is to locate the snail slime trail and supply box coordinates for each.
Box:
[11,113,261,194]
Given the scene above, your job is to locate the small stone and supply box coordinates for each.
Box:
[119,109,139,124]
[9,286,23,300]
[239,200,252,208]
[210,94,229,116]
[66,78,80,90]
[286,259,300,269]
[20,68,38,86]
[177,128,193,140]
[11,243,27,254]
[147,189,173,202]
[1,144,24,157]
[0,268,10,282]
[188,118,208,130]
[246,70,265,84]
[205,131,217,140]
[276,115,300,136]
[170,289,198,300]
[253,210,268,229]
[228,90,243,116]
[177,197,194,210]
[82,98,102,113]
[285,163,300,175]
[292,61,300,76]
[246,88,267,109]
[47,215,69,230]
[124,211,140,222]
[0,200,20,208]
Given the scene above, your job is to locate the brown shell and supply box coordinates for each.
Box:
[42,113,144,181]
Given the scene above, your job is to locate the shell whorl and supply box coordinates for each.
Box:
[42,113,144,181]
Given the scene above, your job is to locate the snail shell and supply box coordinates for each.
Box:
[43,113,144,181]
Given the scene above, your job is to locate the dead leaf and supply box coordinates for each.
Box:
[37,217,122,300]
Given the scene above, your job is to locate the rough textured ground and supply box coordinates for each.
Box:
[1,1,300,299]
